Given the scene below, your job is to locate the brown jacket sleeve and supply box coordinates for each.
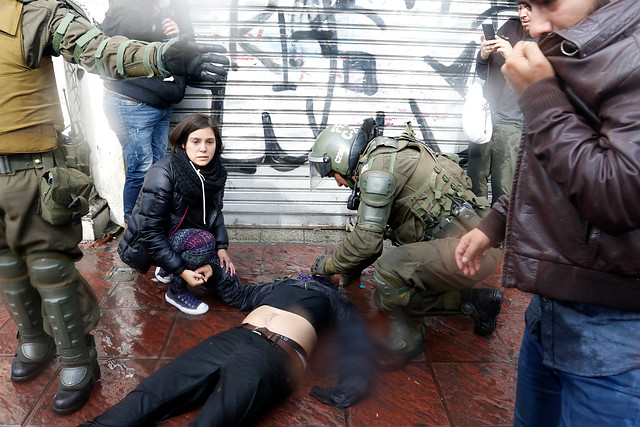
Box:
[521,77,640,233]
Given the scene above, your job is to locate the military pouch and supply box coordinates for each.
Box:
[38,166,93,226]
[431,216,468,239]
[453,205,482,231]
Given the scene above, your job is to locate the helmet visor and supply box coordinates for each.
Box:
[309,154,332,190]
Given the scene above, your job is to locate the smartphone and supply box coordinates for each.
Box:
[482,24,496,40]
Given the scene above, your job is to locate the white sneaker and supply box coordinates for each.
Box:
[155,267,172,284]
[165,287,209,315]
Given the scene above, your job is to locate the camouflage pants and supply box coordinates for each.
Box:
[374,236,502,321]
[467,122,522,204]
[0,169,100,335]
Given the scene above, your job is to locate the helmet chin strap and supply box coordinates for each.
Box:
[340,174,356,189]
[347,178,360,210]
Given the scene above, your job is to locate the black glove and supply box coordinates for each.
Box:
[311,255,330,277]
[161,36,229,83]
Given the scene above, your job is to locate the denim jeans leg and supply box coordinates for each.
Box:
[515,325,640,426]
[151,106,172,163]
[103,93,171,220]
[513,326,562,427]
[558,366,640,426]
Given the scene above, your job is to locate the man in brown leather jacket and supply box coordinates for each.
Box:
[0,0,227,414]
[456,0,640,424]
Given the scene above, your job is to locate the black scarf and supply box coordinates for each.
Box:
[171,148,227,205]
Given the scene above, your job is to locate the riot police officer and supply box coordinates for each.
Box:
[0,0,227,414]
[309,119,503,370]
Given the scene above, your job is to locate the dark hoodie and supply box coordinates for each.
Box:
[101,0,191,107]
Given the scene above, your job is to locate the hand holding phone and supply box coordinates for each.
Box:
[482,24,496,40]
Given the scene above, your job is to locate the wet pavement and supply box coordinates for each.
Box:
[0,235,529,426]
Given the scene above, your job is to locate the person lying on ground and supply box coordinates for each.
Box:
[81,270,375,426]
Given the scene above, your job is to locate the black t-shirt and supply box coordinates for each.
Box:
[257,285,332,331]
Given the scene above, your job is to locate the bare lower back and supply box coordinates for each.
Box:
[243,305,317,357]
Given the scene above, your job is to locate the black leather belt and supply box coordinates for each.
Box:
[240,323,307,372]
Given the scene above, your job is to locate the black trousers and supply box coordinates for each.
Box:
[88,327,295,426]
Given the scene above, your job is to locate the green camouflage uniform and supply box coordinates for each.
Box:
[321,128,501,326]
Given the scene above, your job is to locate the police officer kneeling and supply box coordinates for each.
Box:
[308,119,503,370]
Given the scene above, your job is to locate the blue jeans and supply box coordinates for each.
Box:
[514,325,640,426]
[103,92,172,220]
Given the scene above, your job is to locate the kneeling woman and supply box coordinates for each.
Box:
[119,113,235,315]
[82,272,375,426]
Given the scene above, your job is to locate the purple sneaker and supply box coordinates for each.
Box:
[165,287,209,315]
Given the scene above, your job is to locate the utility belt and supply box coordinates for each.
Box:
[240,323,307,375]
[0,147,93,226]
[0,151,53,175]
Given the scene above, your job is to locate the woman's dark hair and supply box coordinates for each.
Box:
[169,113,223,156]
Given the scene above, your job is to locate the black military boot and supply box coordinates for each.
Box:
[11,332,55,382]
[52,334,100,414]
[0,252,56,382]
[461,287,504,336]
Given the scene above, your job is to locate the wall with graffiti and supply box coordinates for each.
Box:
[70,0,518,228]
[167,0,518,228]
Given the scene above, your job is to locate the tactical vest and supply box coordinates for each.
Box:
[359,124,487,244]
[0,0,64,154]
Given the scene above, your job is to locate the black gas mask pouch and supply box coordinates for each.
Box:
[347,181,360,210]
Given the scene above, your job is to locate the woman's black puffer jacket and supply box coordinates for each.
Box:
[118,153,228,274]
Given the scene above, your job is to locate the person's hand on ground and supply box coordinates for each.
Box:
[217,249,236,276]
